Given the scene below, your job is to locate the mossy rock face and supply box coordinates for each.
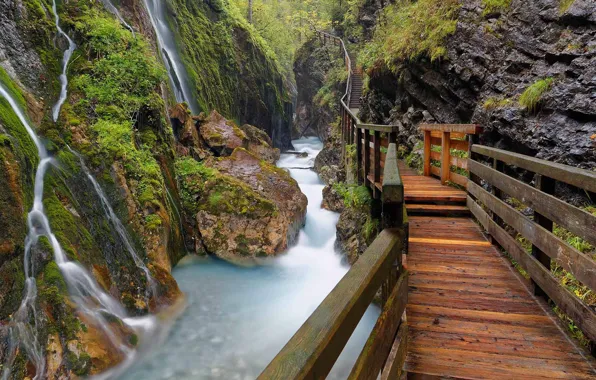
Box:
[164,0,293,148]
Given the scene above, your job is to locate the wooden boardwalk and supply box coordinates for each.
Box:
[402,170,596,379]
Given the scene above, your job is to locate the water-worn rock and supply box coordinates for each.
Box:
[198,110,246,156]
[182,147,307,264]
[359,0,596,169]
[336,207,370,265]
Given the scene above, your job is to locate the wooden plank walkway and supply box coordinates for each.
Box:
[402,170,596,379]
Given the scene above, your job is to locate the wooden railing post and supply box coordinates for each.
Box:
[382,144,404,229]
[532,174,554,299]
[423,130,431,176]
[356,126,363,184]
[373,130,381,199]
[381,143,406,308]
[364,131,371,185]
[441,131,450,184]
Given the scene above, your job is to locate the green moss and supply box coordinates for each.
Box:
[164,0,287,121]
[519,78,555,112]
[359,0,461,71]
[176,156,277,219]
[362,216,379,244]
[483,96,514,110]
[559,0,575,14]
[144,214,162,231]
[482,0,512,16]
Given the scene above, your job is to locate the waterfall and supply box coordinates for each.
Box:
[50,0,76,122]
[0,85,156,380]
[71,149,157,299]
[143,0,199,114]
[99,0,135,35]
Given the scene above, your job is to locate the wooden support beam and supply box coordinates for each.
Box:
[349,271,409,380]
[441,131,450,185]
[356,127,363,184]
[382,143,404,229]
[423,130,431,177]
[373,131,381,199]
[532,174,555,299]
[364,129,371,185]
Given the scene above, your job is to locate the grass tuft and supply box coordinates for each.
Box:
[519,78,554,112]
[359,0,461,72]
[482,0,512,16]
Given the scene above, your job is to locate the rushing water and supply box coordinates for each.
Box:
[0,85,158,380]
[50,0,76,122]
[121,137,379,379]
[143,0,199,114]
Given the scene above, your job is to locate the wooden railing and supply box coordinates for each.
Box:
[259,228,408,380]
[420,124,483,186]
[468,145,596,354]
[260,32,409,379]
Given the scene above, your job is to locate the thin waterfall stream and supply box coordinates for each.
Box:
[50,0,76,122]
[143,0,199,114]
[0,85,160,380]
[120,137,379,379]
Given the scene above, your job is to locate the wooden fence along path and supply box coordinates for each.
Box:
[258,31,596,379]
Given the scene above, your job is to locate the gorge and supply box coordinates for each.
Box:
[0,0,595,378]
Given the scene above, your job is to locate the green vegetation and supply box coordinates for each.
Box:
[519,78,555,112]
[165,0,288,121]
[333,183,372,209]
[175,157,277,218]
[66,7,168,230]
[483,96,514,110]
[359,0,461,72]
[482,0,512,16]
[559,0,575,14]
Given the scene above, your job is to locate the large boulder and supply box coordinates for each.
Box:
[176,148,307,264]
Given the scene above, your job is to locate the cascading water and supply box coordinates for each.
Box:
[99,0,135,35]
[50,0,76,122]
[0,84,158,380]
[120,137,378,379]
[71,150,157,298]
[143,0,199,114]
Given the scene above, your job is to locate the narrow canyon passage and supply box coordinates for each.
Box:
[120,137,379,379]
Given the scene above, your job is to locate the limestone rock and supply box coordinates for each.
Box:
[198,110,246,156]
[240,123,281,163]
[177,148,307,264]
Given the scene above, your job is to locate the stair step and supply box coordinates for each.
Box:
[406,204,470,216]
[404,193,467,204]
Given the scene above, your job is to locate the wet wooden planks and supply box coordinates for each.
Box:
[404,216,596,379]
[398,161,467,204]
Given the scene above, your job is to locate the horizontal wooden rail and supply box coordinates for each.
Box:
[258,229,407,379]
[472,145,596,193]
[420,123,482,134]
[468,146,596,353]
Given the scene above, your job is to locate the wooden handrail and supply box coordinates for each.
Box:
[420,123,482,186]
[468,146,596,353]
[472,145,596,193]
[258,229,407,379]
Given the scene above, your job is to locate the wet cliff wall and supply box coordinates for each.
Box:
[358,0,596,169]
